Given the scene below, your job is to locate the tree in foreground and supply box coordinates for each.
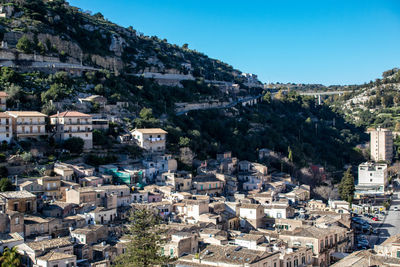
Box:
[338,167,355,203]
[114,208,172,267]
[0,247,21,267]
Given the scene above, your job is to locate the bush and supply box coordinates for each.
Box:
[16,35,33,53]
[0,178,13,192]
[63,137,84,154]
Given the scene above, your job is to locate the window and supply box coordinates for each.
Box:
[397,251,400,258]
[13,203,18,211]
[302,256,306,264]
[15,217,19,225]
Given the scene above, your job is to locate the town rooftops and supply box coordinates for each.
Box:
[25,237,73,251]
[240,203,261,209]
[132,128,168,134]
[6,111,47,117]
[37,251,76,261]
[0,190,36,199]
[50,111,91,118]
[178,245,278,265]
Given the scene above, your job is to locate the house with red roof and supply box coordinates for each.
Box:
[50,111,93,149]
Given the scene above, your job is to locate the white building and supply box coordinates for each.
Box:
[6,111,47,139]
[131,128,167,153]
[50,111,93,149]
[369,128,393,162]
[355,162,388,198]
[0,112,12,143]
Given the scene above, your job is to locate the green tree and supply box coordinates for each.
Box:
[36,41,46,55]
[288,146,293,162]
[0,247,21,267]
[338,167,355,203]
[134,108,160,128]
[16,35,33,53]
[0,178,13,192]
[63,137,84,154]
[114,209,172,267]
[179,137,190,147]
[41,83,68,103]
[263,92,272,103]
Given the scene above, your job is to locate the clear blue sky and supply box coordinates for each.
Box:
[69,0,400,85]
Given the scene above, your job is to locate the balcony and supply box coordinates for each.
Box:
[17,122,45,125]
[64,129,92,133]
[147,137,165,142]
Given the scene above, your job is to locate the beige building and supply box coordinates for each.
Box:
[131,128,167,152]
[50,111,93,149]
[0,191,37,214]
[279,226,353,267]
[6,111,47,139]
[0,112,12,143]
[239,203,264,229]
[369,128,393,162]
[0,91,7,110]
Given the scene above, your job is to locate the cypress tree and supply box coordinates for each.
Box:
[339,167,355,203]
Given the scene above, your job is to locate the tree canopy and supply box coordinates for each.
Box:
[114,208,172,267]
[338,167,355,203]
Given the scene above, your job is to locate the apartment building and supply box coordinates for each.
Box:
[369,128,393,162]
[131,128,167,152]
[50,111,93,149]
[355,162,388,198]
[6,111,47,139]
[0,112,12,143]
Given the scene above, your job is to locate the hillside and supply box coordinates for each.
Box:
[0,0,368,181]
[330,68,400,130]
[0,0,255,84]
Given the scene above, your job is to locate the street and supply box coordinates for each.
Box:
[365,181,400,247]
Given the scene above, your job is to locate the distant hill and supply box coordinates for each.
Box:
[0,0,257,85]
[329,68,400,130]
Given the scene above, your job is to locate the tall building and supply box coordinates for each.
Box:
[6,111,47,139]
[131,128,167,153]
[369,128,393,162]
[50,111,93,149]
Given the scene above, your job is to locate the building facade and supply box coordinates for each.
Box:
[6,111,47,139]
[131,128,167,152]
[50,111,93,149]
[0,112,12,143]
[369,128,393,162]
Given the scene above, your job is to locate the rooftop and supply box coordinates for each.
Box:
[6,111,47,117]
[50,111,91,118]
[0,190,36,199]
[132,128,168,134]
[37,251,76,262]
[26,237,73,251]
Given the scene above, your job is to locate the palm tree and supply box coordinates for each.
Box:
[0,247,21,267]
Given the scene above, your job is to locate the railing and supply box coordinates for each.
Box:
[17,122,45,125]
[64,129,92,133]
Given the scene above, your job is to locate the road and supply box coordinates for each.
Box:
[365,181,400,247]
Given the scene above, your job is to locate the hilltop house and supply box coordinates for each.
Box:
[50,111,93,149]
[131,128,167,153]
[6,111,47,139]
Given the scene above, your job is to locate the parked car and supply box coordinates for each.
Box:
[372,217,379,221]
[394,207,398,211]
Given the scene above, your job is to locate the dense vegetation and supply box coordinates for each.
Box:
[165,92,367,171]
[0,0,246,82]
